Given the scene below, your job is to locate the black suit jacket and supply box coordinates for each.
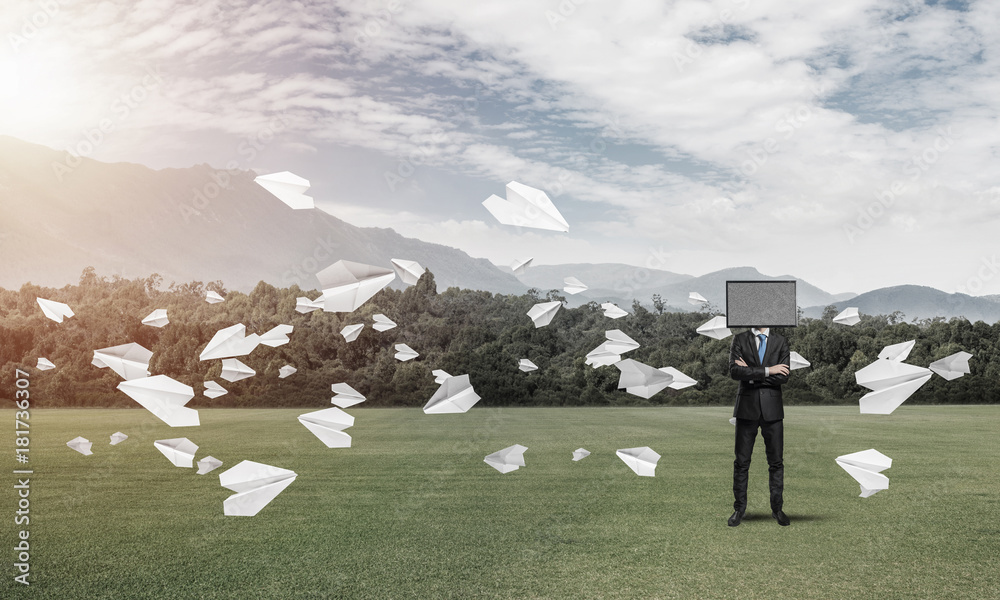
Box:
[729,329,790,422]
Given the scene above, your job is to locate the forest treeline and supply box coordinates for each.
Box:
[1,267,998,408]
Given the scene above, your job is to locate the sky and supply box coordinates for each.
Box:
[1,0,999,296]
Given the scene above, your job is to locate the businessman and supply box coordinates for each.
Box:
[727,326,791,527]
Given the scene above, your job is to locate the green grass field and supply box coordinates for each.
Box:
[3,406,998,599]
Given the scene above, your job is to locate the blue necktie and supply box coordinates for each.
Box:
[757,334,767,364]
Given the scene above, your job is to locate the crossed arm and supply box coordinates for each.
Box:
[729,335,790,384]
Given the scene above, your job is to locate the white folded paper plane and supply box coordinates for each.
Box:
[688,292,707,305]
[220,359,255,383]
[331,383,366,408]
[878,340,915,362]
[254,171,314,210]
[423,374,481,414]
[341,324,364,342]
[518,359,538,372]
[511,257,533,276]
[67,436,93,455]
[563,277,588,295]
[833,307,860,326]
[295,296,323,314]
[154,437,198,468]
[200,324,261,361]
[659,366,697,390]
[117,375,199,427]
[197,456,223,475]
[586,329,640,367]
[614,359,673,399]
[835,449,891,497]
[617,447,660,477]
[484,444,528,473]
[929,351,972,381]
[142,309,169,327]
[394,343,418,361]
[696,316,731,340]
[278,365,297,379]
[298,407,355,448]
[372,313,397,331]
[482,181,569,232]
[855,358,932,414]
[432,369,452,384]
[205,290,225,304]
[36,297,74,323]
[93,342,153,380]
[601,302,628,319]
[36,357,55,371]
[527,301,561,328]
[391,258,426,285]
[572,448,590,461]
[789,351,811,370]
[110,432,128,445]
[219,460,297,516]
[259,324,293,347]
[315,260,395,313]
[204,380,228,399]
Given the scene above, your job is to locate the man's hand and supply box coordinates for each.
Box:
[769,364,790,377]
[735,358,748,367]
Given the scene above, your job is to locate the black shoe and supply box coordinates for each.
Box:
[728,510,745,527]
[772,510,790,526]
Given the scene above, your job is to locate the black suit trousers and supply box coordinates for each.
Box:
[733,417,783,512]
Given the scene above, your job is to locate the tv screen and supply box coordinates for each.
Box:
[726,280,798,328]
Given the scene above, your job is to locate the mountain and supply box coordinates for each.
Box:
[0,136,528,294]
[511,265,842,311]
[802,285,1000,323]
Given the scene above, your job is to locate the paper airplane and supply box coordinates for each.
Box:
[278,365,297,379]
[154,438,198,468]
[110,432,128,445]
[789,351,811,370]
[929,351,972,381]
[601,302,628,319]
[204,380,228,399]
[572,448,590,461]
[616,446,660,477]
[518,359,538,372]
[878,340,915,362]
[484,444,528,473]
[259,324,293,347]
[331,383,366,408]
[36,297,74,323]
[563,277,588,295]
[390,258,426,285]
[833,307,860,326]
[219,460,297,516]
[67,436,93,455]
[205,290,225,304]
[341,324,364,342]
[142,309,169,327]
[527,301,561,328]
[197,456,223,475]
[423,374,481,414]
[295,296,323,314]
[729,417,737,426]
[659,366,697,390]
[254,171,314,210]
[315,260,395,313]
[220,359,255,383]
[696,316,731,340]
[432,369,452,384]
[298,407,355,448]
[835,449,891,497]
[117,375,199,427]
[586,330,640,367]
[482,181,569,232]
[394,343,418,361]
[93,342,153,380]
[511,257,533,276]
[372,313,396,331]
[855,358,932,414]
[614,359,674,399]
[36,357,55,370]
[200,324,261,361]
[688,292,708,305]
